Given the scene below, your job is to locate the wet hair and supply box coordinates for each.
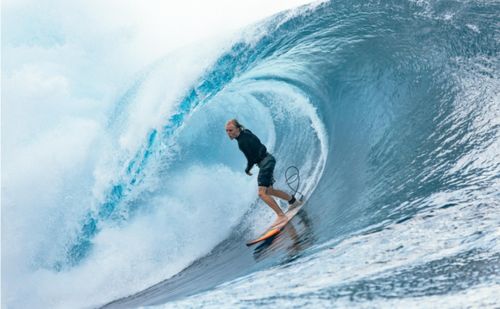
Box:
[229,119,245,130]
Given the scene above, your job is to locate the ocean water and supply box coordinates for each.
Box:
[2,0,499,308]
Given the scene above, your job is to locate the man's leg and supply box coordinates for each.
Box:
[258,186,287,225]
[267,187,292,202]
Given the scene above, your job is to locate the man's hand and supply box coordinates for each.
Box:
[245,168,253,176]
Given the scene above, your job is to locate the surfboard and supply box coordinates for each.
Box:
[246,201,304,246]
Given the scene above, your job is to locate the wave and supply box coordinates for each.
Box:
[3,0,499,308]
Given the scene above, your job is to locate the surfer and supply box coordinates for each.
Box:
[225,119,300,227]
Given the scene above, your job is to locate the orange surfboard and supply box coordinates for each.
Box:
[246,201,304,246]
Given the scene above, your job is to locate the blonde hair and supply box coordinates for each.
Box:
[228,118,245,130]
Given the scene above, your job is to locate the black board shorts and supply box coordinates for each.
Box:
[257,154,276,187]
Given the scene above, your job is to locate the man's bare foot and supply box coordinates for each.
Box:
[271,215,287,228]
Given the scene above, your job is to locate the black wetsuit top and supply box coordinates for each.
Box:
[236,129,268,173]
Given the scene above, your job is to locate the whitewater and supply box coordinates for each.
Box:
[2,0,499,308]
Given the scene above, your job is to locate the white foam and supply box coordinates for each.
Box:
[4,165,255,309]
[2,1,321,307]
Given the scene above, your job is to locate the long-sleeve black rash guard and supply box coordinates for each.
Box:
[236,129,268,173]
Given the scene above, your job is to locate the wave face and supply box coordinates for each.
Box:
[3,0,499,308]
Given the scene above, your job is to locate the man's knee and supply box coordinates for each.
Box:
[258,187,268,198]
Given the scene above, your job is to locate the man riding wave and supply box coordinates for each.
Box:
[225,119,301,227]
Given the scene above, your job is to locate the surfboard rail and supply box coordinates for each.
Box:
[246,201,304,246]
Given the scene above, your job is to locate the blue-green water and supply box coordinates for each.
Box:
[4,0,499,308]
[104,1,499,307]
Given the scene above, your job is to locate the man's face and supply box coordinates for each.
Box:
[225,123,240,140]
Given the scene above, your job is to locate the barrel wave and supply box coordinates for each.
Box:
[3,0,499,308]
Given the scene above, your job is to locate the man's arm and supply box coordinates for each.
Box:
[245,162,254,176]
[239,129,263,176]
